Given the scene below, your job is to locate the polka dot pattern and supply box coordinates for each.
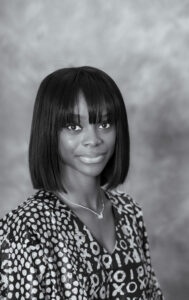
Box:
[0,189,164,299]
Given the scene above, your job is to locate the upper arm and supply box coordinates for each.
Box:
[0,229,48,299]
[131,198,164,300]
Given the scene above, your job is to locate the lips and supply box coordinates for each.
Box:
[79,154,105,164]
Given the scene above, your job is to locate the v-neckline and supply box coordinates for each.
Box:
[82,197,118,256]
[53,190,118,256]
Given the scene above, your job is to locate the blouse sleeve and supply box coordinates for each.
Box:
[0,228,48,299]
[131,198,164,300]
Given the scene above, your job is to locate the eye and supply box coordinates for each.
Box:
[99,121,111,129]
[66,124,82,131]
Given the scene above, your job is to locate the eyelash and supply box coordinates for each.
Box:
[66,124,81,131]
[66,121,112,131]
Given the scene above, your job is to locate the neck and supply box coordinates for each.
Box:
[58,171,102,210]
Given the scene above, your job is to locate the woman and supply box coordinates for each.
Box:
[0,66,164,299]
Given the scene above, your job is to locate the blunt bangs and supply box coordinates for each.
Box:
[54,68,117,131]
[29,66,130,192]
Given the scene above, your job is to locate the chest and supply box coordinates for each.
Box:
[74,201,116,255]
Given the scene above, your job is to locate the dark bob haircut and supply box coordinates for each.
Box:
[29,66,130,192]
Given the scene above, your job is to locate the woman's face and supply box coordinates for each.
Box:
[58,93,116,180]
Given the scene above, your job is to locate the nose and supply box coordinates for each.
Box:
[82,125,102,147]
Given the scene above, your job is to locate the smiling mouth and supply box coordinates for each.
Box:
[79,155,105,164]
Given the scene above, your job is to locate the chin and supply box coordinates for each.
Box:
[78,163,107,177]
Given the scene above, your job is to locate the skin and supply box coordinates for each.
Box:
[56,93,117,254]
[58,92,116,210]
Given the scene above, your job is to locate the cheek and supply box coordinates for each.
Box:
[60,138,74,151]
[58,137,69,160]
[59,133,78,151]
[110,138,116,155]
[109,129,116,148]
[58,134,82,162]
[104,130,116,156]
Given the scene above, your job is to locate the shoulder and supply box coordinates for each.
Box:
[0,189,56,245]
[105,189,146,238]
[105,188,145,228]
[105,188,143,214]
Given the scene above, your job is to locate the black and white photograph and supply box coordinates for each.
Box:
[0,1,188,299]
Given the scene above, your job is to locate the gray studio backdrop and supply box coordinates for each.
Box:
[0,1,189,299]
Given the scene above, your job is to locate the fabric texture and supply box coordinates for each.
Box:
[0,189,164,300]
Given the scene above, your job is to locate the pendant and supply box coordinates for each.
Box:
[98,213,103,219]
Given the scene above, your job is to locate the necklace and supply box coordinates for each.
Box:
[57,189,105,219]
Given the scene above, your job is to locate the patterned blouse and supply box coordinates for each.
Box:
[0,189,164,300]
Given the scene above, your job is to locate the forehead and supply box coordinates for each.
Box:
[73,92,108,118]
[74,93,90,115]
